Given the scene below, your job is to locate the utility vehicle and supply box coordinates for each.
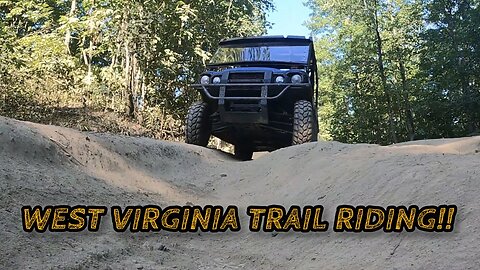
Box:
[186,36,319,160]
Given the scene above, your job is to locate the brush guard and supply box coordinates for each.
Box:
[192,83,310,124]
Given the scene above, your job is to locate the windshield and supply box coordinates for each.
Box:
[209,45,310,65]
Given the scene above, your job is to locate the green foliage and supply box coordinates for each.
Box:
[307,0,479,144]
[0,0,274,138]
[416,0,480,138]
[4,0,476,145]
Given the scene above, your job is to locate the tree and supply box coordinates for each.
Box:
[0,0,274,139]
[307,0,426,144]
[417,0,480,138]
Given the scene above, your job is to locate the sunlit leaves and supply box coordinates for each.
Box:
[0,0,274,129]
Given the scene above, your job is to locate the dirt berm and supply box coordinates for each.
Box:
[1,116,479,269]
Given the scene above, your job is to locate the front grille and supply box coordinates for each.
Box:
[228,72,265,83]
[225,87,262,98]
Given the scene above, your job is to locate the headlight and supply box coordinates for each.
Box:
[275,76,285,83]
[212,76,221,84]
[200,75,210,85]
[291,74,302,84]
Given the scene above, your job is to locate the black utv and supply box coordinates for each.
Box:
[186,36,319,160]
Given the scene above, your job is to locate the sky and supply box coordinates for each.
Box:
[267,0,312,38]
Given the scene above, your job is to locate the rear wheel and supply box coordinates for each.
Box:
[185,101,211,146]
[234,144,253,161]
[292,100,318,145]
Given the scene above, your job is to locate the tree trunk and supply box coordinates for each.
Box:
[371,0,397,144]
[125,43,134,117]
[64,0,77,54]
[399,60,415,141]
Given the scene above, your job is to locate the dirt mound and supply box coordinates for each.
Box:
[1,116,479,269]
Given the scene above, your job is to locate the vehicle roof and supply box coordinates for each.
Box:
[219,35,313,47]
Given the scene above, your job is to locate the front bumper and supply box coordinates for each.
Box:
[191,83,310,101]
[192,83,310,125]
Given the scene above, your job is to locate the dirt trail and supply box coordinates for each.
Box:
[1,116,479,269]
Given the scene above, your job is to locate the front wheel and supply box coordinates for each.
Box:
[185,101,211,146]
[292,100,318,145]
